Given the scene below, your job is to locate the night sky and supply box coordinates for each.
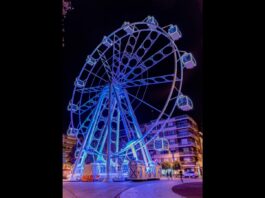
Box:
[62,0,203,133]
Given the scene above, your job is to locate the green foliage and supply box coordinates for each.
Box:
[161,161,171,169]
[172,161,181,170]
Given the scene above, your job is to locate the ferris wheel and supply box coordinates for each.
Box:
[67,16,197,180]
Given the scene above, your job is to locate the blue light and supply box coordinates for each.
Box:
[86,55,96,66]
[67,16,196,181]
[168,25,177,33]
[102,36,113,47]
[67,101,78,112]
[181,53,197,69]
[75,78,85,88]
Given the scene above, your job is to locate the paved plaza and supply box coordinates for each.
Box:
[63,178,202,198]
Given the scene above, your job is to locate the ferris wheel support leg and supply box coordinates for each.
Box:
[104,83,112,182]
[123,90,153,166]
[115,110,121,166]
[96,99,117,154]
[71,90,108,180]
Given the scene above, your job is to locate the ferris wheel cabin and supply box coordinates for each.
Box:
[86,55,96,66]
[122,22,135,34]
[67,127,79,136]
[181,52,197,69]
[75,78,86,88]
[145,16,159,29]
[168,24,182,41]
[176,95,193,111]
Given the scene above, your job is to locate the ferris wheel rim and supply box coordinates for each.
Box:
[70,21,181,124]
[69,20,184,158]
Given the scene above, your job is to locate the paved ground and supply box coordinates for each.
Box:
[172,182,202,197]
[63,178,202,198]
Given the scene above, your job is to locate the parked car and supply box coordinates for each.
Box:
[183,171,198,178]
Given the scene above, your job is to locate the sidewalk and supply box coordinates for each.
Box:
[63,178,202,198]
[119,179,202,198]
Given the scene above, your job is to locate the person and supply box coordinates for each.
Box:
[166,170,169,180]
[179,170,183,183]
[169,171,173,180]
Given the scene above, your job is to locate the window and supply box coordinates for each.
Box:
[184,157,191,162]
[167,122,174,127]
[169,139,175,145]
[160,150,169,154]
[181,139,188,144]
[165,130,174,136]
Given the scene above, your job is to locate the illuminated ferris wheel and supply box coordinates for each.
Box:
[67,16,197,180]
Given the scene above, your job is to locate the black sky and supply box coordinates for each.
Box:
[62,0,203,133]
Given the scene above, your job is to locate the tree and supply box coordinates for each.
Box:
[161,161,171,170]
[172,161,181,171]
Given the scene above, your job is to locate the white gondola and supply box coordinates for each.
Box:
[86,55,96,66]
[122,22,134,34]
[145,16,158,30]
[67,101,79,112]
[154,138,169,151]
[102,36,113,47]
[74,78,85,88]
[67,127,79,136]
[181,52,197,69]
[176,95,193,111]
[168,24,182,41]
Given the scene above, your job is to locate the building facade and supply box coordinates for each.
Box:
[119,114,203,175]
[141,114,203,175]
[63,134,77,164]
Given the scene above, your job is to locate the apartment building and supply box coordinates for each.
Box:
[119,114,203,175]
[63,134,77,163]
[142,114,203,175]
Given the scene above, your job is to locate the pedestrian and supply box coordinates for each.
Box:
[169,171,173,180]
[166,170,169,180]
[179,170,183,183]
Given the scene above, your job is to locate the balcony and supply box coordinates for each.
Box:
[175,123,198,131]
[177,142,196,147]
[181,161,197,166]
[179,151,197,156]
[177,132,194,138]
[165,134,177,139]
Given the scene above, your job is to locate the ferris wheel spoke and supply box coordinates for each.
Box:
[79,94,99,112]
[84,68,108,83]
[117,31,147,78]
[121,74,180,88]
[116,28,141,77]
[112,86,136,140]
[77,85,105,94]
[122,43,178,81]
[122,25,140,56]
[97,49,115,80]
[121,32,160,81]
[112,34,122,75]
[117,31,160,81]
[126,91,171,118]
